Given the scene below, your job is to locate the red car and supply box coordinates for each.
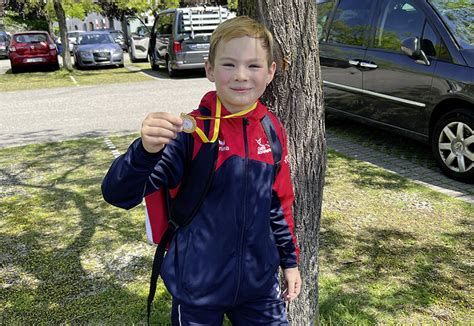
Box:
[9,31,59,73]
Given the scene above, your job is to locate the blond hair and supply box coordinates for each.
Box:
[208,16,274,67]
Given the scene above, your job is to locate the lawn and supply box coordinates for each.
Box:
[0,135,472,324]
[0,66,153,92]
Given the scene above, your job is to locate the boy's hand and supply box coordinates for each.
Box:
[141,112,183,153]
[282,267,302,302]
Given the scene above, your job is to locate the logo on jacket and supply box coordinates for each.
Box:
[256,138,271,155]
[219,139,230,152]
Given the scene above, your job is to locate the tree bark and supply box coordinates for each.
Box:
[53,0,73,71]
[0,0,5,31]
[238,1,326,324]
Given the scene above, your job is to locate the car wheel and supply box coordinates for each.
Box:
[118,63,124,68]
[149,55,159,71]
[432,108,474,183]
[11,65,19,74]
[166,57,177,77]
[51,63,60,71]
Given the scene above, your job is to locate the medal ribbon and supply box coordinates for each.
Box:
[194,97,257,143]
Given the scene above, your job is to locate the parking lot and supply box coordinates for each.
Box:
[1,51,472,204]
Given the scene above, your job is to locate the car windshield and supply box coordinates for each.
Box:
[108,31,123,39]
[14,33,48,43]
[428,0,473,49]
[78,33,113,45]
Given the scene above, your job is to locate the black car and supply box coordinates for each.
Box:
[316,0,473,183]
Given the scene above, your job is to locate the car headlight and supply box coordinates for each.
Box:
[112,48,123,54]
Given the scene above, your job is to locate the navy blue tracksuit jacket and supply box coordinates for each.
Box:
[102,91,299,308]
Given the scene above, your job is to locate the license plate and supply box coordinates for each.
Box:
[25,58,44,63]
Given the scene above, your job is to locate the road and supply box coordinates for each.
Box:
[1,74,214,148]
[0,57,10,74]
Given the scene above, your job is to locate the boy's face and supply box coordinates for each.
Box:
[205,36,276,113]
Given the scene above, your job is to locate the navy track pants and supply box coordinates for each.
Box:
[170,278,288,325]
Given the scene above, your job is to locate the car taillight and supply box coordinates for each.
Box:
[173,41,182,53]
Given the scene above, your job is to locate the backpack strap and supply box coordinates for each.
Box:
[147,107,217,325]
[261,114,282,181]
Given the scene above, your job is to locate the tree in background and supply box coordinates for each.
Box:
[239,0,325,324]
[95,0,166,48]
[0,0,5,31]
[4,0,49,31]
[52,0,73,71]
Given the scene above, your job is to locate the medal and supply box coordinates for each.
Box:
[181,113,197,133]
[182,98,257,143]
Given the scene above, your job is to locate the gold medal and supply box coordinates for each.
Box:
[181,113,197,133]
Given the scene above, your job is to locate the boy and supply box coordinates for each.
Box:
[102,16,301,325]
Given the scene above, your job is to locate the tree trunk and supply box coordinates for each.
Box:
[0,0,5,31]
[120,13,129,49]
[238,1,326,325]
[53,0,73,71]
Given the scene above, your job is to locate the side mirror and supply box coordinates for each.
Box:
[401,37,419,57]
[401,37,430,66]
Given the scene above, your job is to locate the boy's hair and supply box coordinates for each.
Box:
[208,16,274,67]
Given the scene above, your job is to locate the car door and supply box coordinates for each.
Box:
[127,16,150,61]
[361,0,437,133]
[318,0,375,116]
[151,12,174,65]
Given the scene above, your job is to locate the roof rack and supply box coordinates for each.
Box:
[181,6,233,38]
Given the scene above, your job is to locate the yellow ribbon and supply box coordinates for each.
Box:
[194,97,257,143]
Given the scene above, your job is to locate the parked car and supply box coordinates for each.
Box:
[72,31,124,69]
[148,6,235,77]
[67,30,85,53]
[8,31,59,73]
[126,17,152,62]
[98,28,127,51]
[0,32,10,58]
[316,0,474,183]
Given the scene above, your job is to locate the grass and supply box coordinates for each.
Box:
[0,65,153,92]
[319,151,473,325]
[0,135,472,325]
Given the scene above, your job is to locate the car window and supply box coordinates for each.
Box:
[135,26,150,37]
[316,0,336,42]
[0,35,7,42]
[14,34,48,43]
[326,0,372,46]
[374,0,425,51]
[421,22,450,62]
[156,13,173,35]
[428,0,473,50]
[78,34,113,45]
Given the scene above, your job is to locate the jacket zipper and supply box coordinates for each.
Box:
[233,117,249,305]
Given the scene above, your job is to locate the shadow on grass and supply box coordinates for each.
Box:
[319,225,472,324]
[0,139,171,324]
[325,151,412,191]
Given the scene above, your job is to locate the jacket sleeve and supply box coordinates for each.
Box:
[269,127,300,269]
[101,133,190,210]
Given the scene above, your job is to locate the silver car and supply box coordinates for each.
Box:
[73,31,124,68]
